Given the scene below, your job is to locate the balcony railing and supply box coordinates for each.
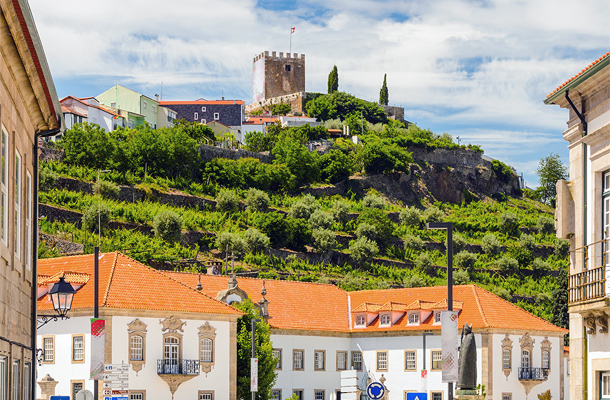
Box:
[569,266,607,303]
[157,359,200,375]
[518,367,549,380]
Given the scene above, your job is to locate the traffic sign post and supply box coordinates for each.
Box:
[103,364,129,398]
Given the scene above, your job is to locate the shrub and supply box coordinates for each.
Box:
[215,231,246,256]
[415,253,435,275]
[532,258,551,276]
[92,179,120,199]
[216,189,240,212]
[245,188,269,212]
[536,215,555,235]
[492,287,511,301]
[399,206,420,226]
[308,210,335,230]
[422,206,444,223]
[331,200,350,225]
[312,228,337,253]
[519,234,537,252]
[453,269,470,285]
[453,233,467,252]
[499,212,519,236]
[338,272,366,291]
[285,217,312,252]
[481,234,501,255]
[403,275,426,288]
[495,256,519,275]
[554,238,570,257]
[153,210,183,243]
[39,168,59,191]
[355,223,378,242]
[356,208,394,248]
[254,212,289,248]
[242,228,270,253]
[289,194,320,219]
[403,234,425,251]
[82,203,110,233]
[454,251,477,273]
[362,194,385,209]
[349,237,379,265]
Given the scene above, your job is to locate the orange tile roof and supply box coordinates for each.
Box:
[39,271,90,285]
[405,300,437,310]
[244,117,280,124]
[37,252,242,316]
[165,273,567,335]
[546,51,610,98]
[378,301,408,312]
[159,100,244,106]
[165,272,350,332]
[431,299,464,310]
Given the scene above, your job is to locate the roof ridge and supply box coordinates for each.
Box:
[471,284,489,327]
[164,270,344,289]
[102,251,120,307]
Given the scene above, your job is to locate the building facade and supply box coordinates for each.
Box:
[158,100,244,137]
[0,0,62,398]
[60,96,125,134]
[545,52,610,400]
[36,253,242,400]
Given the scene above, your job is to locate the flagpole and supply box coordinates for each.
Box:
[290,28,292,55]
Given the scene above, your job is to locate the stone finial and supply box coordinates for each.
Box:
[196,274,203,291]
[259,280,270,320]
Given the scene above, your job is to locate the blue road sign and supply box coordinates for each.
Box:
[50,397,70,400]
[406,393,428,400]
[367,382,385,400]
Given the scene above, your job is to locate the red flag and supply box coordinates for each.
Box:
[291,27,295,33]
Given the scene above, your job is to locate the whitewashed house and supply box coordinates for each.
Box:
[36,252,243,400]
[60,96,125,133]
[167,273,569,400]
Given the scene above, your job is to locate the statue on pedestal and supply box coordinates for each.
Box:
[458,323,477,390]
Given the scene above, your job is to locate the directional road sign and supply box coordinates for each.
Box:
[367,382,385,400]
[104,364,128,373]
[406,393,428,400]
[102,381,128,389]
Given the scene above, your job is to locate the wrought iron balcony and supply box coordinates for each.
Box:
[568,239,608,305]
[157,359,200,375]
[518,367,549,380]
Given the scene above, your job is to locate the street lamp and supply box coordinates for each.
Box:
[37,276,76,328]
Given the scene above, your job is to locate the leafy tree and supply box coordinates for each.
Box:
[82,203,110,233]
[312,228,337,253]
[216,189,240,212]
[244,131,273,152]
[356,208,394,248]
[254,212,290,248]
[554,238,570,257]
[536,153,568,206]
[331,200,350,226]
[308,210,334,230]
[173,118,215,142]
[93,180,120,199]
[361,138,412,175]
[215,231,247,257]
[319,149,351,184]
[495,256,519,275]
[153,210,183,243]
[415,252,435,276]
[499,212,519,236]
[531,258,550,277]
[403,234,425,251]
[349,237,379,265]
[454,251,478,273]
[355,223,378,242]
[452,233,467,252]
[537,215,555,235]
[399,206,420,226]
[537,390,552,400]
[39,168,59,191]
[403,274,426,288]
[422,206,444,223]
[271,103,291,116]
[362,194,385,209]
[242,228,270,254]
[519,234,537,252]
[453,269,470,285]
[61,122,116,169]
[481,234,501,255]
[234,299,277,400]
[305,92,387,124]
[328,65,338,94]
[289,194,320,220]
[550,269,568,333]
[245,188,270,212]
[272,137,319,186]
[379,73,389,105]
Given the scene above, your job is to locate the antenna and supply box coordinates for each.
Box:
[160,81,163,101]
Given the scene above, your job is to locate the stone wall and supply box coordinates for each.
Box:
[255,51,305,100]
[199,144,272,163]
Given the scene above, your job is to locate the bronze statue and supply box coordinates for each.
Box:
[458,323,477,390]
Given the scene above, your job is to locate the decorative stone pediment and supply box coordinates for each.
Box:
[501,334,513,378]
[160,316,186,333]
[519,332,534,351]
[198,322,216,376]
[216,275,248,305]
[540,337,551,351]
[198,321,216,337]
[128,318,147,333]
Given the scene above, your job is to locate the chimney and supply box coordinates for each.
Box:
[155,94,159,101]
[222,96,225,101]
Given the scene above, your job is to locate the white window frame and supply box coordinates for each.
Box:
[1,127,8,245]
[201,106,206,112]
[200,337,213,362]
[314,390,324,400]
[214,112,220,120]
[72,335,85,362]
[129,393,145,400]
[405,350,416,371]
[201,119,206,124]
[273,349,282,370]
[351,351,362,371]
[194,112,199,120]
[521,349,530,369]
[293,350,303,371]
[355,314,366,327]
[14,150,21,259]
[379,313,391,326]
[25,172,32,270]
[336,351,347,371]
[542,350,550,370]
[434,311,442,323]
[271,389,281,400]
[198,392,213,400]
[130,335,143,361]
[376,350,388,371]
[314,350,325,371]
[23,362,30,400]
[11,360,19,400]
[408,312,420,325]
[42,336,54,363]
[503,348,511,370]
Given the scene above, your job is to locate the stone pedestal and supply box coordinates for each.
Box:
[37,374,59,400]
[455,390,483,400]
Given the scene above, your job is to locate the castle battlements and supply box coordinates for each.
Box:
[254,51,305,62]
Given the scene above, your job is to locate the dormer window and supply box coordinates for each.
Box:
[434,311,442,324]
[380,314,391,326]
[355,315,366,327]
[408,312,420,325]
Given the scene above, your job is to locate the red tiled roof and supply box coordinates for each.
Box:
[245,117,279,124]
[547,51,610,98]
[159,100,244,106]
[353,303,382,313]
[37,253,242,316]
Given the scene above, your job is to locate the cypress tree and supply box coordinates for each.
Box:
[379,73,388,105]
[327,65,338,94]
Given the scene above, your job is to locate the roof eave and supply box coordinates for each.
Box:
[544,56,610,105]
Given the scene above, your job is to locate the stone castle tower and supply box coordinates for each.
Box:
[248,51,306,114]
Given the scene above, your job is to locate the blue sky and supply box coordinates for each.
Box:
[29,0,609,187]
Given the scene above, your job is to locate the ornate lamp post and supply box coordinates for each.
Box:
[37,276,76,328]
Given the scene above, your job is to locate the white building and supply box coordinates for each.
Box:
[36,252,242,400]
[167,273,570,400]
[60,96,125,133]
[545,51,610,400]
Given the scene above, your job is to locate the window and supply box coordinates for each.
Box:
[405,350,416,371]
[72,335,84,362]
[214,112,219,120]
[43,336,54,363]
[521,350,530,369]
[435,311,442,323]
[1,127,8,244]
[352,351,362,371]
[292,390,303,400]
[201,119,206,124]
[380,314,391,326]
[273,349,282,370]
[130,335,143,361]
[200,338,213,362]
[25,172,32,270]
[602,372,610,398]
[431,350,442,370]
[23,362,30,400]
[201,106,206,112]
[14,151,21,258]
[314,390,324,400]
[503,349,511,369]
[336,351,347,371]
[408,312,420,324]
[164,336,180,363]
[198,392,213,400]
[71,381,84,400]
[431,392,443,400]
[271,390,281,400]
[143,101,147,109]
[194,112,199,120]
[0,357,6,400]
[355,315,366,327]
[111,102,116,108]
[285,65,291,72]
[502,394,512,400]
[376,351,388,371]
[11,360,19,400]
[130,392,145,400]
[314,350,325,371]
[293,350,303,370]
[542,350,550,369]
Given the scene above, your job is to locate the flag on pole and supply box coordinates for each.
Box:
[291,27,295,33]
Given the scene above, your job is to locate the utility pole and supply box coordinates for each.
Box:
[251,319,261,400]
